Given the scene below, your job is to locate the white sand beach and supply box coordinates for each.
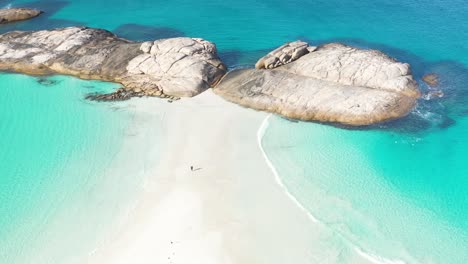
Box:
[87,90,374,264]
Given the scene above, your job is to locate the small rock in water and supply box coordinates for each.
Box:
[0,8,42,24]
[37,78,57,86]
[438,117,456,129]
[422,73,439,86]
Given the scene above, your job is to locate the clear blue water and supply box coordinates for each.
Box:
[1,0,468,263]
[263,116,468,263]
[0,74,145,262]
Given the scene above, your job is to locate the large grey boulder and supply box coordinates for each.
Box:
[0,8,42,24]
[215,42,420,126]
[0,27,226,98]
[127,38,226,96]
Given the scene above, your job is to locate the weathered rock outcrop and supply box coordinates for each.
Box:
[255,40,316,69]
[215,42,421,126]
[0,8,42,24]
[0,27,421,125]
[0,27,226,98]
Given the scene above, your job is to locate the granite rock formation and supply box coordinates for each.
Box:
[0,8,42,24]
[0,27,422,125]
[215,42,421,126]
[0,27,226,98]
[255,40,316,69]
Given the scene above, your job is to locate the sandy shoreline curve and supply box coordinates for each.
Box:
[87,89,377,264]
[257,116,404,264]
[257,114,319,224]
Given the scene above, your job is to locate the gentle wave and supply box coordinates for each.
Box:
[256,114,407,264]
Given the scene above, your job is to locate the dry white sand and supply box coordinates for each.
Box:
[87,90,375,264]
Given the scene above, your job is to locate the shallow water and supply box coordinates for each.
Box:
[262,115,468,263]
[1,0,468,263]
[0,74,155,263]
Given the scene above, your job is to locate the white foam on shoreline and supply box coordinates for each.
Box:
[256,114,319,223]
[256,114,407,264]
[355,247,407,264]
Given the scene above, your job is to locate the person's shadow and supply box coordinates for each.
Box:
[190,166,202,172]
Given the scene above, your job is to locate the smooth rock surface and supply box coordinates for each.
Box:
[215,43,420,126]
[0,27,226,98]
[0,8,42,24]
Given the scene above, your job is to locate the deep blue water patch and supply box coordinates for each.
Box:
[113,23,185,41]
[219,48,272,69]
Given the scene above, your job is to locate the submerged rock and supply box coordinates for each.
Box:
[422,73,439,87]
[86,88,144,101]
[37,78,58,86]
[215,42,421,126]
[0,8,42,24]
[0,27,226,99]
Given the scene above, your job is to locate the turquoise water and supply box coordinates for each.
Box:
[0,74,144,262]
[1,0,468,263]
[263,116,468,263]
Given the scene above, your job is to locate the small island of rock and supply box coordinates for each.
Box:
[214,41,421,126]
[0,8,42,24]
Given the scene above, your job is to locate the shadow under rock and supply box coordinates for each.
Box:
[113,23,185,42]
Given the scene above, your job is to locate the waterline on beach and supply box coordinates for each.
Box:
[257,115,408,264]
[261,114,468,264]
[257,114,318,223]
